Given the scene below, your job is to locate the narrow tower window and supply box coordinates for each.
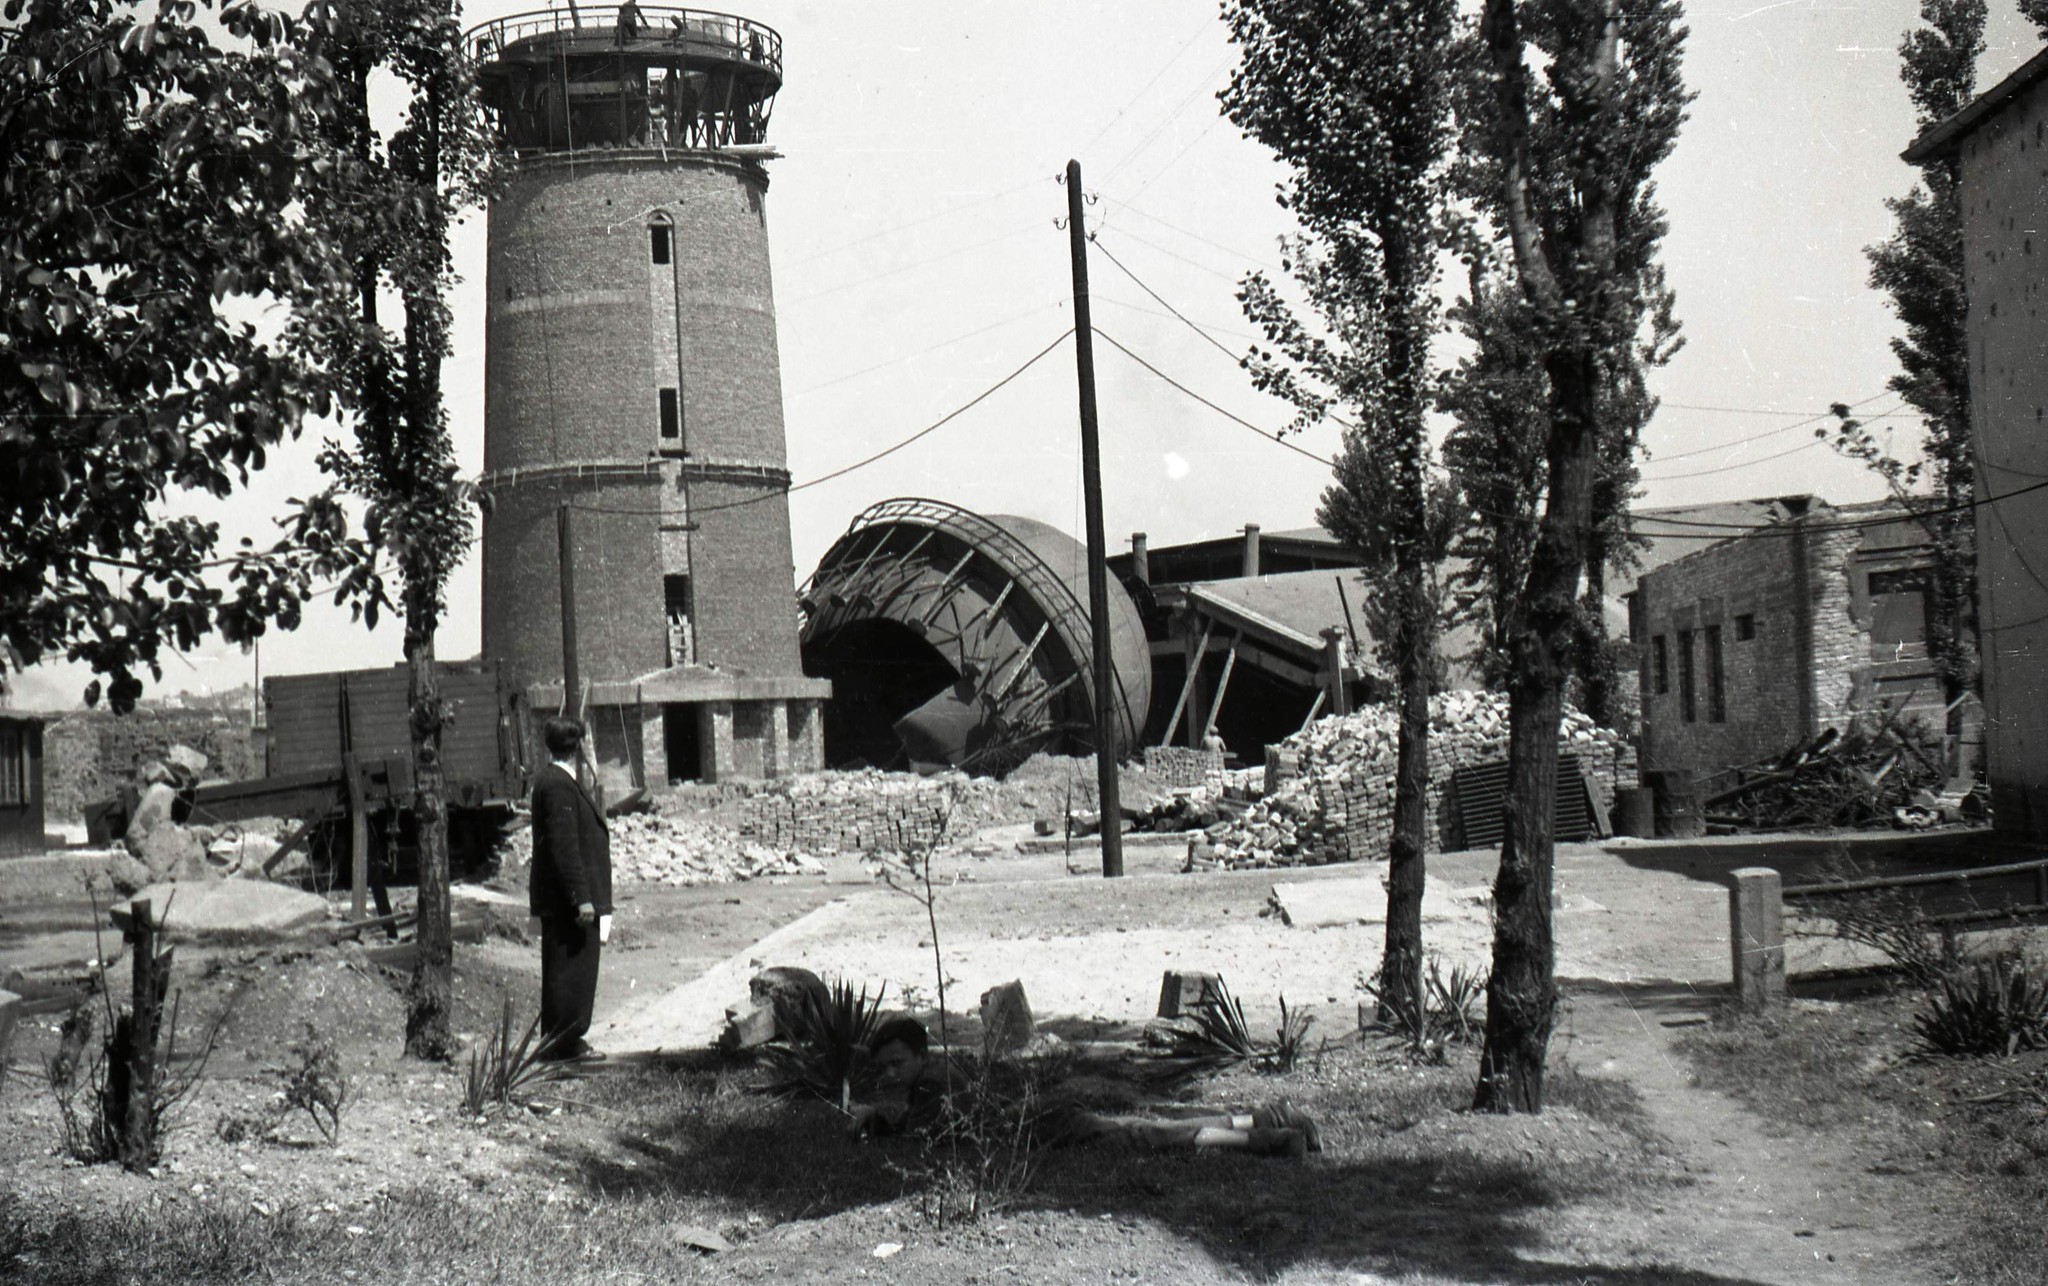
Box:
[1704,624,1725,723]
[659,387,680,440]
[650,223,672,265]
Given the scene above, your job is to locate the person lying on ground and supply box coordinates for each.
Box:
[846,1016,1322,1159]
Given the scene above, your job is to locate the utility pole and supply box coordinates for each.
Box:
[557,502,581,719]
[1067,158,1123,879]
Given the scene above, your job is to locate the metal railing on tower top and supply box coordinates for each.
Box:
[465,6,782,77]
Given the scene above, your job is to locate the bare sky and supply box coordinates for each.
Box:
[14,0,2043,708]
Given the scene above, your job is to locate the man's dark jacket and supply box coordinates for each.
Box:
[529,762,613,920]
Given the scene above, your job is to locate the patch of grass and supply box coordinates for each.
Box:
[1675,993,2048,1286]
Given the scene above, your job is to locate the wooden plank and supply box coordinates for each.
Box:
[344,754,368,920]
[1200,634,1241,741]
[1165,619,1212,749]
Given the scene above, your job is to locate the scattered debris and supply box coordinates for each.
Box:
[1703,719,1969,831]
[1192,692,1634,868]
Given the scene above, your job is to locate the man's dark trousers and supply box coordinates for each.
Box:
[540,916,601,1056]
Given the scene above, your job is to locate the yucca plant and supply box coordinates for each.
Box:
[1914,956,2048,1057]
[463,998,568,1117]
[1268,996,1316,1073]
[1140,978,1296,1084]
[758,978,886,1112]
[1362,954,1487,1058]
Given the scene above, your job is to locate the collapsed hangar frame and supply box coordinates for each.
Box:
[799,498,1151,775]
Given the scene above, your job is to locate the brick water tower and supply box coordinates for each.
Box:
[468,5,829,785]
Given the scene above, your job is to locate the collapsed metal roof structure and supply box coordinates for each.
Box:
[799,499,1151,775]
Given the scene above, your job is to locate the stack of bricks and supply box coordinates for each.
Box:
[734,769,963,855]
[1191,691,1638,869]
[1141,745,1228,790]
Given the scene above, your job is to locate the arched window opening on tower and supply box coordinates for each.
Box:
[659,387,680,440]
[650,221,672,265]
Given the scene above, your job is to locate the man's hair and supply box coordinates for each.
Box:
[542,717,585,759]
[870,1016,929,1057]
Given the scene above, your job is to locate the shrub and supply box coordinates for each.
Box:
[757,979,885,1113]
[279,1023,350,1144]
[462,998,567,1118]
[1139,977,1312,1083]
[1914,955,2048,1057]
[1361,955,1487,1060]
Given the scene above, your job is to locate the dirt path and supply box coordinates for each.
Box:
[1553,988,1932,1285]
[599,834,1953,1283]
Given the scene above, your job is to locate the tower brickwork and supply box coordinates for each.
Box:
[471,6,826,784]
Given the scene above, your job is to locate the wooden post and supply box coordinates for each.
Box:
[557,502,580,717]
[0,988,20,1083]
[121,898,159,1170]
[1066,157,1121,879]
[1729,867,1786,1011]
[344,753,369,919]
[1202,634,1240,742]
[1321,626,1351,717]
[1164,617,1211,751]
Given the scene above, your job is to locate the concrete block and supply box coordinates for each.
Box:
[978,980,1035,1052]
[1729,866,1786,1011]
[109,880,329,943]
[719,1003,778,1051]
[1157,970,1224,1019]
[0,988,19,1073]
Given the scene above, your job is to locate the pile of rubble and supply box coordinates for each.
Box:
[498,808,827,886]
[1190,691,1635,869]
[734,769,966,854]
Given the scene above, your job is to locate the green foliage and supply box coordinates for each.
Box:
[1915,955,2048,1058]
[1364,955,1486,1060]
[0,0,376,708]
[280,1022,350,1144]
[1139,978,1310,1083]
[757,979,886,1113]
[1821,0,1983,707]
[461,999,567,1117]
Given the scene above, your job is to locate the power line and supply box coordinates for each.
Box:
[534,328,1078,519]
[784,221,1047,307]
[1645,392,1898,464]
[1093,234,1358,432]
[1092,323,2048,542]
[786,299,1066,401]
[1093,327,1334,468]
[782,178,1046,269]
[1640,435,1828,481]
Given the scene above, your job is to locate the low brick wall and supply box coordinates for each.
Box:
[1141,745,1228,790]
[42,709,262,823]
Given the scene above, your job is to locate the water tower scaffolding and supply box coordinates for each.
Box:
[468,5,830,786]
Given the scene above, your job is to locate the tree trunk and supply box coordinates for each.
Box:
[1475,348,1599,1113]
[1379,562,1431,1027]
[1575,548,1616,729]
[404,591,455,1060]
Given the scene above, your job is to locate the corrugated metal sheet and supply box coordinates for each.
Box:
[1449,754,1594,851]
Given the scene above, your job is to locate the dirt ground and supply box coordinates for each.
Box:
[0,824,2027,1283]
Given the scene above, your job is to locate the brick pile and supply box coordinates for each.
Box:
[734,769,969,855]
[1141,745,1228,790]
[498,810,826,886]
[1191,691,1637,869]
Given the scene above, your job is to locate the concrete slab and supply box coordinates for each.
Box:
[1269,875,1468,928]
[110,881,331,943]
[0,851,147,907]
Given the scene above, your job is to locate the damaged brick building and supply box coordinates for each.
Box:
[1629,497,1966,782]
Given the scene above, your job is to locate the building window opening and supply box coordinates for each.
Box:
[1678,629,1696,724]
[0,725,24,806]
[1705,624,1726,723]
[1735,613,1756,642]
[650,223,672,265]
[665,573,694,666]
[1653,635,1669,695]
[659,387,680,440]
[1867,567,1933,659]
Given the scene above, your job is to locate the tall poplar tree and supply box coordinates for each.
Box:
[1826,0,1983,718]
[303,0,495,1060]
[1458,0,1688,1111]
[1221,0,1459,1026]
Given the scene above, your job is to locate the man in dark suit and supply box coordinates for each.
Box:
[530,716,612,1061]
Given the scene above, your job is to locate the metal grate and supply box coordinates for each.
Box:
[1449,754,1595,851]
